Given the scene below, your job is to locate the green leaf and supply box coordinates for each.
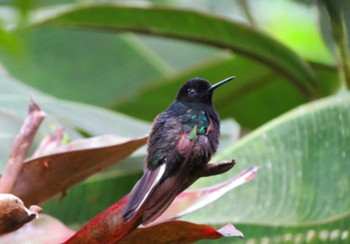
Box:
[27,4,317,97]
[0,23,25,69]
[0,74,151,139]
[185,93,350,243]
[116,56,339,128]
[252,0,334,64]
[3,28,220,108]
[2,29,167,107]
[0,109,23,167]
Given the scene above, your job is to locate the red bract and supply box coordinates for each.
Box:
[118,221,243,243]
[65,196,137,244]
[8,133,147,206]
[64,167,257,243]
[154,166,258,224]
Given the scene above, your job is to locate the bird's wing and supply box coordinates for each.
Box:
[123,113,186,222]
[123,162,167,221]
[141,154,191,225]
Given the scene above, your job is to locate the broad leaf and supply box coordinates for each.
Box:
[0,95,150,139]
[251,0,334,64]
[116,56,339,128]
[0,110,24,169]
[28,4,317,97]
[0,74,151,139]
[3,26,219,108]
[184,93,350,243]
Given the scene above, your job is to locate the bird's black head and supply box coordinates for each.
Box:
[175,76,235,105]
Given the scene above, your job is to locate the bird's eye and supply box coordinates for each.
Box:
[188,88,197,95]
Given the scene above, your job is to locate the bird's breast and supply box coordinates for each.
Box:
[180,109,218,164]
[182,109,209,134]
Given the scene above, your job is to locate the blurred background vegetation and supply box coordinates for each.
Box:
[0,0,349,243]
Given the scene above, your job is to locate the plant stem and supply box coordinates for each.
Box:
[0,98,45,193]
[322,0,350,90]
[237,0,256,27]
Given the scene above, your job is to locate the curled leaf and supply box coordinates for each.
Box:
[0,194,41,236]
[0,214,75,243]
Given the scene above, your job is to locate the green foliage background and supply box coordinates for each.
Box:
[0,0,349,243]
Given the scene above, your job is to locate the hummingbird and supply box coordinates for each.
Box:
[123,76,235,225]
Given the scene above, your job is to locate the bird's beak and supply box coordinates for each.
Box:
[208,76,235,92]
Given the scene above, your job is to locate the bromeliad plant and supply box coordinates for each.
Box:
[0,99,257,243]
[0,0,350,243]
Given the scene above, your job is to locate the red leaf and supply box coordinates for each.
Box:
[0,99,147,206]
[118,220,243,243]
[65,196,243,244]
[153,166,258,224]
[65,167,256,243]
[64,195,139,244]
[10,135,147,206]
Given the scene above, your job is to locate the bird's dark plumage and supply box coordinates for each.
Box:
[123,77,234,225]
